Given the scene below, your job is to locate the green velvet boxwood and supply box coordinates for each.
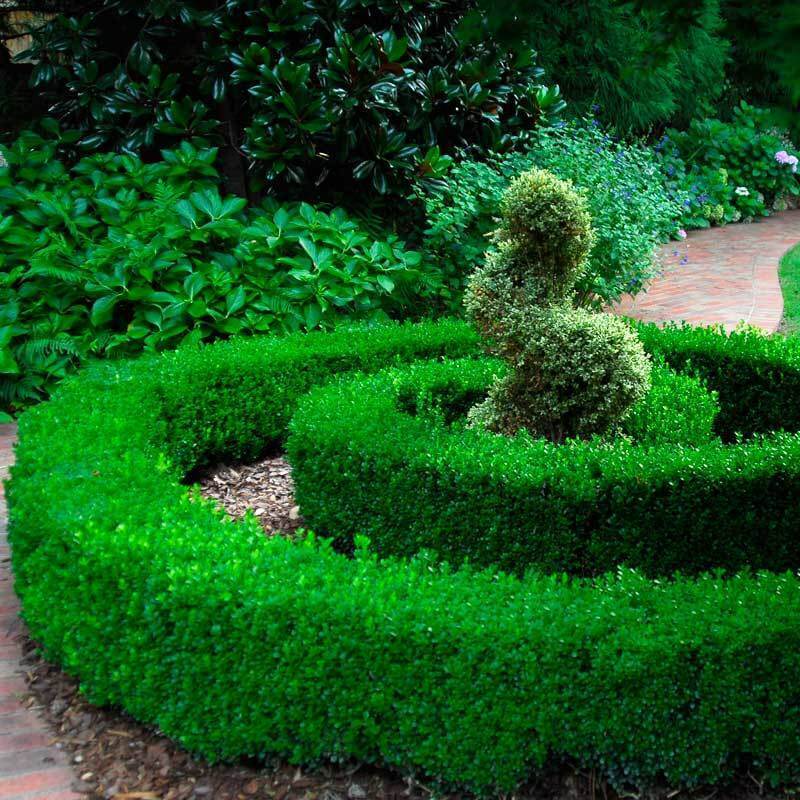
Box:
[288,357,800,577]
[637,322,800,439]
[8,318,800,795]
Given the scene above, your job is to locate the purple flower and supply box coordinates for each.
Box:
[678,229,687,239]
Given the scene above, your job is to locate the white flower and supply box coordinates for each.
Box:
[0,151,7,169]
[735,186,750,197]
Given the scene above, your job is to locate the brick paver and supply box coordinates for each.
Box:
[0,423,81,800]
[613,210,800,331]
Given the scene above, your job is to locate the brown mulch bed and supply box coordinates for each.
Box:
[196,456,303,537]
[16,457,800,800]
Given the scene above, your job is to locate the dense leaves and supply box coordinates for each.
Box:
[464,0,729,133]
[461,168,651,441]
[419,121,679,309]
[10,319,800,794]
[289,324,800,578]
[656,102,800,229]
[0,131,436,410]
[14,0,564,202]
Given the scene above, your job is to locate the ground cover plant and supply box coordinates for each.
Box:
[779,243,800,335]
[10,315,800,797]
[0,131,442,411]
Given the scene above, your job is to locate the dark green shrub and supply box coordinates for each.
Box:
[463,168,651,440]
[0,132,440,411]
[419,121,680,309]
[510,0,728,133]
[623,361,719,446]
[636,322,800,440]
[15,0,564,203]
[288,350,800,577]
[10,318,800,795]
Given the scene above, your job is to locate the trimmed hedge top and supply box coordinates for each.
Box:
[288,356,800,577]
[8,318,800,795]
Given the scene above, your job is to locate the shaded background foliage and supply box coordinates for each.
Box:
[0,0,564,205]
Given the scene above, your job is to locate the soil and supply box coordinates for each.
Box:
[16,457,800,800]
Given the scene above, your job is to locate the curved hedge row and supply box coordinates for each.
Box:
[8,318,800,794]
[288,357,800,577]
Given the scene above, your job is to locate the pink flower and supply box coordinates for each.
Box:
[677,229,687,239]
[776,151,799,172]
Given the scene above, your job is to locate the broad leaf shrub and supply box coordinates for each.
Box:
[0,132,438,411]
[10,319,800,794]
[655,103,800,229]
[288,351,800,577]
[18,0,564,202]
[419,121,680,309]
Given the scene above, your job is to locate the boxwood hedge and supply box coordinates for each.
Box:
[289,355,800,577]
[8,318,800,795]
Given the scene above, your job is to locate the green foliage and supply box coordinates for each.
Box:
[483,0,728,133]
[11,317,800,794]
[623,360,719,446]
[463,168,651,440]
[779,243,800,336]
[289,325,800,578]
[0,131,438,410]
[636,321,800,440]
[467,305,653,440]
[419,121,680,309]
[15,0,564,202]
[656,103,800,229]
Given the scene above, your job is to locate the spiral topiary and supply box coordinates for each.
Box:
[464,168,651,441]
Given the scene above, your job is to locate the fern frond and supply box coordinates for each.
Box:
[16,335,80,360]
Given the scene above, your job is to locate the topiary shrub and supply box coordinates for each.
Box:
[463,168,651,440]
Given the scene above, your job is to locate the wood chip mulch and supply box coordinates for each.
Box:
[196,456,303,537]
[15,456,800,800]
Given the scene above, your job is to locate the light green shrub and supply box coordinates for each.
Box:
[418,121,680,309]
[463,168,651,440]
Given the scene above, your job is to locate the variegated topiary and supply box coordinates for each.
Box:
[464,168,651,441]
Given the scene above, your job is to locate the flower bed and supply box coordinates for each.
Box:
[8,319,800,795]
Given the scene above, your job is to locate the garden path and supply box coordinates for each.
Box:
[0,422,80,799]
[613,209,800,332]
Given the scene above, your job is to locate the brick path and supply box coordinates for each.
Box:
[614,210,800,332]
[0,423,80,800]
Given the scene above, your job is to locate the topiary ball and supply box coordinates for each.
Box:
[468,306,652,441]
[497,168,594,303]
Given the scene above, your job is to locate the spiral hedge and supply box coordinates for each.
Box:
[8,318,800,795]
